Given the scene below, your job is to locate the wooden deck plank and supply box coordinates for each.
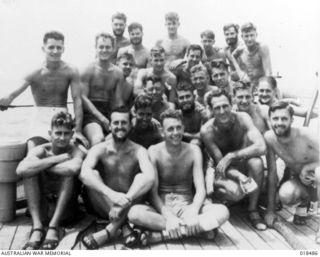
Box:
[180,237,202,250]
[277,210,319,249]
[232,207,291,250]
[165,239,184,250]
[215,225,237,250]
[229,212,272,249]
[0,225,17,250]
[197,237,219,250]
[281,207,318,232]
[10,223,32,250]
[219,220,254,249]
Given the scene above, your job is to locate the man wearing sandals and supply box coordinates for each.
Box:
[16,112,85,250]
[79,107,155,249]
[127,109,229,245]
[201,90,267,230]
[264,101,319,243]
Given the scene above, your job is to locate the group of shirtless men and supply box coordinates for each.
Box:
[0,11,319,250]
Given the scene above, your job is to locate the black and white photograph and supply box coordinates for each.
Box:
[0,0,319,253]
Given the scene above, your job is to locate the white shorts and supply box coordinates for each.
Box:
[28,107,68,140]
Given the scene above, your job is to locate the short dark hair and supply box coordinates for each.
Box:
[241,22,257,33]
[186,44,203,57]
[176,81,194,93]
[43,31,64,44]
[210,58,229,71]
[233,81,251,95]
[110,106,133,122]
[190,64,208,76]
[142,75,162,87]
[268,101,294,117]
[206,89,232,108]
[133,93,153,110]
[51,111,74,130]
[128,22,143,33]
[160,109,183,125]
[223,23,239,33]
[111,12,127,23]
[259,76,277,90]
[200,30,215,40]
[165,12,179,22]
[150,46,165,58]
[95,33,115,48]
[117,52,135,64]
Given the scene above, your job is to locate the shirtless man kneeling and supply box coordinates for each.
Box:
[79,107,154,249]
[127,109,229,245]
[201,90,267,230]
[264,101,319,243]
[16,112,85,250]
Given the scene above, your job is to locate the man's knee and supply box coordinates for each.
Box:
[247,157,264,174]
[127,204,149,224]
[279,181,301,206]
[210,204,230,224]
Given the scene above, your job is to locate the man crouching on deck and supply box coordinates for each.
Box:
[79,107,154,249]
[127,109,229,246]
[264,101,319,243]
[16,112,85,250]
[201,89,267,230]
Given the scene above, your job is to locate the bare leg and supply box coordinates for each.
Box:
[198,203,229,231]
[83,123,105,147]
[45,176,75,242]
[247,157,264,212]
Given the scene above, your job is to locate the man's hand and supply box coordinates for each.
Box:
[109,205,125,221]
[168,60,187,71]
[74,132,89,149]
[264,211,278,228]
[216,153,234,178]
[299,167,315,186]
[101,118,110,133]
[0,96,13,111]
[110,191,131,209]
[180,206,200,236]
[165,215,185,239]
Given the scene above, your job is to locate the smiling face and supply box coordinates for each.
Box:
[95,37,114,61]
[144,80,164,103]
[192,70,209,91]
[110,111,131,142]
[242,29,257,48]
[210,94,232,124]
[135,107,153,129]
[129,28,143,46]
[165,20,180,35]
[234,88,252,112]
[176,89,195,112]
[270,108,293,138]
[42,38,64,62]
[257,80,276,105]
[151,53,165,73]
[162,117,184,146]
[201,35,214,51]
[118,57,134,77]
[187,49,202,68]
[211,67,229,88]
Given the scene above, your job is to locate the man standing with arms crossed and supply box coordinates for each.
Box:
[0,31,88,149]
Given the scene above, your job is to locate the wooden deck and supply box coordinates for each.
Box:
[0,203,319,250]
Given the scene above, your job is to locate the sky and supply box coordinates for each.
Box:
[0,0,319,104]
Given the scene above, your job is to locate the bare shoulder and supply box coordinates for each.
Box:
[297,127,318,142]
[148,141,164,156]
[264,130,275,144]
[200,118,214,137]
[236,111,252,124]
[259,43,270,53]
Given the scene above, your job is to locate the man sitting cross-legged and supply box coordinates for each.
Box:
[16,112,85,250]
[127,109,229,246]
[79,107,155,249]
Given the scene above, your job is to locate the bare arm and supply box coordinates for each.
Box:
[47,146,85,176]
[125,147,155,201]
[190,145,206,213]
[70,67,83,134]
[167,74,177,103]
[261,45,272,76]
[113,70,125,108]
[79,144,119,203]
[0,80,30,110]
[133,69,146,96]
[229,113,266,160]
[16,145,70,178]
